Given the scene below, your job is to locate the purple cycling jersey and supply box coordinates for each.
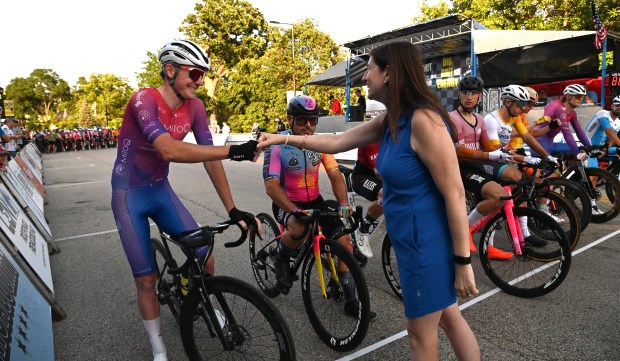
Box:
[537,100,590,154]
[111,88,213,188]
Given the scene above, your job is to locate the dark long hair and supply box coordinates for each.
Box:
[370,41,456,142]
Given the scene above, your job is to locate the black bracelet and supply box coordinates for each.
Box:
[453,255,471,265]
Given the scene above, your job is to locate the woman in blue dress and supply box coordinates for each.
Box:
[258,41,479,360]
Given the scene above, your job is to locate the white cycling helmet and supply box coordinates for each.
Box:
[524,87,538,103]
[563,84,587,96]
[612,95,620,105]
[500,85,530,102]
[158,40,210,71]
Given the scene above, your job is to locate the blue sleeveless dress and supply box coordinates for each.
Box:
[376,110,457,318]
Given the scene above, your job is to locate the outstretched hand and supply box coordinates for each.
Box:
[257,133,286,151]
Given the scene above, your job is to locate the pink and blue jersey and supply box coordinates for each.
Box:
[263,133,339,203]
[111,88,213,188]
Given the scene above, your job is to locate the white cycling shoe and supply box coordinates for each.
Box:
[355,230,373,258]
[543,210,565,223]
[591,206,604,216]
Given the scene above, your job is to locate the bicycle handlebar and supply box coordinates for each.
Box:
[290,205,363,241]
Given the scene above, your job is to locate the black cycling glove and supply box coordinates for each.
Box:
[228,140,258,161]
[228,207,258,230]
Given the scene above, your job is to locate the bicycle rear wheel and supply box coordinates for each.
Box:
[249,213,281,298]
[380,234,403,300]
[301,239,370,352]
[479,207,572,298]
[545,177,592,232]
[521,191,581,251]
[586,167,620,223]
[151,238,182,323]
[180,275,296,360]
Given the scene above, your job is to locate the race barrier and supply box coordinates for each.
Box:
[0,143,63,360]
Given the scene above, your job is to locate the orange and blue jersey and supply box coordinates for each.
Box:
[263,131,339,203]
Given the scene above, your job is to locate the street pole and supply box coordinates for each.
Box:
[270,20,295,94]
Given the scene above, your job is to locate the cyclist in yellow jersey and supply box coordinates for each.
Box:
[509,87,561,155]
[484,85,556,164]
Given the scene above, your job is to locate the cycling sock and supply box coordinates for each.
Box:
[518,217,530,238]
[143,317,166,357]
[467,208,485,226]
[338,271,356,303]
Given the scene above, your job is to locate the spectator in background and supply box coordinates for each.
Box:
[537,88,550,106]
[355,89,366,113]
[580,83,599,105]
[329,95,342,115]
[275,117,286,133]
[12,119,24,150]
[1,118,22,159]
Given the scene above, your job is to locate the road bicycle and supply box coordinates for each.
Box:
[554,146,620,223]
[332,164,402,300]
[249,207,371,352]
[151,220,296,360]
[470,175,572,298]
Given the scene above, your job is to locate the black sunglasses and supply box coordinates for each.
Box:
[292,116,319,126]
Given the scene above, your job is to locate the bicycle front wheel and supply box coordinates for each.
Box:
[151,238,182,323]
[479,207,572,298]
[380,234,402,300]
[301,239,370,352]
[249,213,281,298]
[180,275,296,360]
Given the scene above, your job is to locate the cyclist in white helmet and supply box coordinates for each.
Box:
[111,39,260,361]
[532,84,591,158]
[585,95,620,166]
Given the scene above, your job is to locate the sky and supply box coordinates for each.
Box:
[1,0,426,89]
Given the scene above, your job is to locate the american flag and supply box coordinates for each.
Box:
[591,0,607,50]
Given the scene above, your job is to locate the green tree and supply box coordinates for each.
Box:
[137,51,164,89]
[4,69,71,129]
[416,0,618,32]
[180,0,269,127]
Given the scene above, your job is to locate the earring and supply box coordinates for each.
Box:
[384,79,387,84]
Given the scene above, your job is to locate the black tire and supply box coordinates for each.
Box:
[586,167,620,223]
[520,191,581,251]
[478,207,572,298]
[564,167,620,223]
[606,160,620,179]
[151,238,182,323]
[301,239,370,352]
[249,213,281,298]
[180,275,296,360]
[380,234,402,300]
[545,177,592,232]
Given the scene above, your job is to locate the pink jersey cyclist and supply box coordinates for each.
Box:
[111,88,213,188]
[533,87,591,156]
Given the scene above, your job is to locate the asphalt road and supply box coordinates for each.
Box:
[45,147,620,360]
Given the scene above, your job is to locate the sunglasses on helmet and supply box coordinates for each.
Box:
[177,65,205,82]
[292,116,319,126]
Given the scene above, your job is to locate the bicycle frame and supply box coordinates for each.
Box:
[469,185,525,256]
[277,221,340,299]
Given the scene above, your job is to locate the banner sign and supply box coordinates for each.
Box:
[19,148,41,173]
[0,242,54,361]
[0,173,52,241]
[7,161,44,198]
[0,183,52,291]
[5,163,44,212]
[13,157,42,186]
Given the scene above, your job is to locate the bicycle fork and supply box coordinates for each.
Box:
[502,187,524,256]
[313,226,339,298]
